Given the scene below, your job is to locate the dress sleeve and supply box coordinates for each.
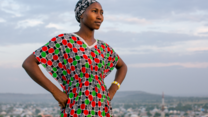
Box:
[32,34,69,92]
[103,43,120,78]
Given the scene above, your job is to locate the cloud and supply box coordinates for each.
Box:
[0,0,29,17]
[15,19,44,29]
[100,0,208,20]
[113,40,208,55]
[0,43,44,68]
[96,30,208,48]
[187,47,208,51]
[0,18,6,22]
[128,62,208,68]
[194,26,208,36]
[105,14,151,25]
[45,23,65,30]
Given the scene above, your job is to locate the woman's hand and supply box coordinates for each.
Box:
[52,89,68,109]
[108,84,119,101]
[108,90,116,101]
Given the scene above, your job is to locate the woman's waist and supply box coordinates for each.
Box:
[64,77,107,94]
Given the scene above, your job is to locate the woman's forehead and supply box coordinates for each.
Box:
[88,2,103,10]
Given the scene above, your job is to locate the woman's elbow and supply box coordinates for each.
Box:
[22,53,39,69]
[124,63,128,71]
[22,59,29,69]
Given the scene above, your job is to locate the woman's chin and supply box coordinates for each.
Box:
[94,26,101,30]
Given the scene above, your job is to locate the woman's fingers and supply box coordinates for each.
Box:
[59,98,68,108]
[53,90,69,108]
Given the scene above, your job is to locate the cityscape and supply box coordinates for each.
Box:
[0,91,208,117]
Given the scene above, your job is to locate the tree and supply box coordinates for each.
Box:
[121,114,125,117]
[165,113,169,117]
[137,113,140,116]
[147,111,152,117]
[184,112,188,116]
[128,114,131,117]
[35,109,41,114]
[146,106,154,111]
[154,112,161,117]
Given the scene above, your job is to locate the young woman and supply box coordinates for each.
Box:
[22,0,127,117]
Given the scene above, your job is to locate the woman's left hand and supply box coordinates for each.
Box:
[108,84,119,101]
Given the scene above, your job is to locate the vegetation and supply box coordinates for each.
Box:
[154,112,161,117]
[146,111,152,116]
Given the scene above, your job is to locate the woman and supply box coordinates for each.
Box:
[22,0,127,117]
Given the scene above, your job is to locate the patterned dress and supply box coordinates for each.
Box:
[33,33,120,117]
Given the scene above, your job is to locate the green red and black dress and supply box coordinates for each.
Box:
[33,33,120,117]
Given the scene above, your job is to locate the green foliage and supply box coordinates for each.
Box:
[175,103,192,111]
[154,112,161,117]
[147,111,152,116]
[169,113,174,115]
[165,113,169,117]
[6,106,14,113]
[146,106,154,111]
[168,103,192,111]
[202,103,208,109]
[168,107,175,110]
[128,114,131,117]
[35,109,41,114]
[121,114,125,117]
[184,112,188,116]
[138,113,140,116]
[124,104,132,109]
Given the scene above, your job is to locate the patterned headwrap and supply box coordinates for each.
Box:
[74,0,98,23]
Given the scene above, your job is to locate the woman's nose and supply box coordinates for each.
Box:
[96,12,103,20]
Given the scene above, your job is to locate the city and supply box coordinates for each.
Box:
[0,91,208,117]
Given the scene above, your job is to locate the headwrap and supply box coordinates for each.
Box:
[74,0,98,23]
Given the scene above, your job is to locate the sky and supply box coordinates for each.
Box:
[0,0,208,97]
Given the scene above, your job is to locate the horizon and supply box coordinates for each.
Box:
[1,90,208,98]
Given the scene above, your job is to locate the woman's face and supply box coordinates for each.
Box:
[80,2,104,30]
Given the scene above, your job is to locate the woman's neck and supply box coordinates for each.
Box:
[75,25,95,42]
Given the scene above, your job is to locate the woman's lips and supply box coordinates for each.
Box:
[95,22,101,25]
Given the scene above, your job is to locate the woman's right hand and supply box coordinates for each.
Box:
[51,89,69,109]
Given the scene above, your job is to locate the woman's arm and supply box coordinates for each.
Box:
[22,53,68,108]
[108,57,128,101]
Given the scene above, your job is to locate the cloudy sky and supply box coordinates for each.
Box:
[0,0,208,97]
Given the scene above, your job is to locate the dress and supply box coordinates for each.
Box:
[33,33,120,117]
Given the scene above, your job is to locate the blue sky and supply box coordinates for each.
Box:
[0,0,208,97]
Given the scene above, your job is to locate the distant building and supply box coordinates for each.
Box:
[38,112,53,117]
[42,115,53,117]
[161,92,165,117]
[131,114,138,117]
[0,111,6,115]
